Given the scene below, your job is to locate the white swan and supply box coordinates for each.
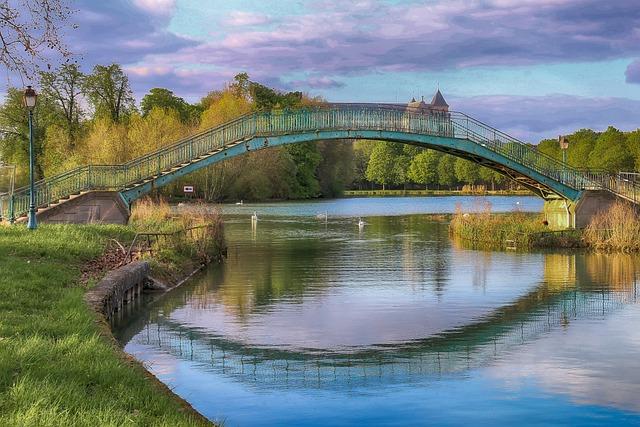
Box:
[236,200,244,205]
[357,218,365,228]
[316,211,328,221]
[251,211,258,222]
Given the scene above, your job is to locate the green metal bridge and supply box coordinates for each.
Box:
[1,104,638,226]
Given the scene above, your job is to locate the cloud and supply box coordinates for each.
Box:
[452,94,640,142]
[289,76,345,89]
[625,59,640,84]
[132,0,176,17]
[226,11,271,27]
[139,0,640,80]
[66,0,196,68]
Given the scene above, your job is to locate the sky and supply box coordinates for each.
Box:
[58,0,640,142]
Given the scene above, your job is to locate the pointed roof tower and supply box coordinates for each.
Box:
[431,89,449,108]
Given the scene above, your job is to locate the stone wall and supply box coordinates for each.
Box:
[85,261,149,320]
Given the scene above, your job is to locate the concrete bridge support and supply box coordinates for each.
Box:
[544,190,620,229]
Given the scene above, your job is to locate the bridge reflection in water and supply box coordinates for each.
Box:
[117,252,640,391]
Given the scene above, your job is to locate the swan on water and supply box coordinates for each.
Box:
[251,211,258,222]
[236,200,244,205]
[358,218,365,228]
[316,211,328,221]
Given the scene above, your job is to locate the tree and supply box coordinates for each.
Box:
[536,138,561,161]
[199,89,251,130]
[624,129,640,171]
[83,64,135,122]
[0,87,58,182]
[39,64,84,139]
[366,141,406,189]
[479,166,505,191]
[317,140,355,197]
[0,0,73,80]
[128,108,186,158]
[567,129,597,167]
[454,158,480,185]
[141,88,198,124]
[82,117,130,164]
[588,126,634,172]
[285,142,321,198]
[407,149,439,189]
[437,155,457,188]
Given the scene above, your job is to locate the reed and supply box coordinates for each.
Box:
[583,201,640,252]
[449,201,561,249]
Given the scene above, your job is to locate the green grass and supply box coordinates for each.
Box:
[0,224,210,426]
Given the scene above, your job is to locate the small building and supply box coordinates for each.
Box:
[406,89,449,115]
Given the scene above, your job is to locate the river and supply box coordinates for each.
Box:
[113,196,640,426]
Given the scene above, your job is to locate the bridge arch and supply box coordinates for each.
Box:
[118,106,587,205]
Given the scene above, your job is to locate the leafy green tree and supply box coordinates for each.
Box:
[366,141,407,189]
[479,167,505,190]
[141,88,199,123]
[407,149,439,189]
[588,126,634,172]
[285,142,322,198]
[437,154,457,188]
[0,87,59,182]
[624,129,640,171]
[83,64,135,122]
[317,140,355,197]
[454,158,480,185]
[39,63,84,140]
[567,129,597,167]
[536,138,562,161]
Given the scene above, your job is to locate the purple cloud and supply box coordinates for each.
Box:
[289,76,345,89]
[139,0,640,79]
[452,94,640,143]
[626,59,640,84]
[66,0,197,69]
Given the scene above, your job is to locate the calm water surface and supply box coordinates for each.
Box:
[114,197,640,426]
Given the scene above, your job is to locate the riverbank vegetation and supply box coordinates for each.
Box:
[129,198,226,283]
[450,200,640,252]
[0,224,211,426]
[449,202,583,250]
[583,202,640,252]
[2,67,639,203]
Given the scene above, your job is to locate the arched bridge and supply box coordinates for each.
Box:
[1,104,637,227]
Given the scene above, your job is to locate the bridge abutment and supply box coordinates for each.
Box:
[544,190,619,229]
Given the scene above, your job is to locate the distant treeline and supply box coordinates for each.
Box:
[1,67,638,201]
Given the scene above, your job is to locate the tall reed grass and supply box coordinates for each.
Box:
[129,198,226,274]
[584,201,640,252]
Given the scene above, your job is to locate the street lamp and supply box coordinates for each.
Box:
[23,86,37,230]
[558,135,569,165]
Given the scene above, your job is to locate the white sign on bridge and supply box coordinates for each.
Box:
[183,185,194,193]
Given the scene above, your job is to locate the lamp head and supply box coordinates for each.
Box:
[558,135,569,150]
[23,86,37,110]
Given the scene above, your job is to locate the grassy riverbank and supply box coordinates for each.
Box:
[343,189,532,197]
[0,223,215,426]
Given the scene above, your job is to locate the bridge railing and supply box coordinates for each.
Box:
[1,105,635,221]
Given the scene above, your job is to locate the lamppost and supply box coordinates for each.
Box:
[558,135,569,165]
[23,86,38,230]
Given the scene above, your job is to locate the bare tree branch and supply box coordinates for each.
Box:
[0,0,73,82]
